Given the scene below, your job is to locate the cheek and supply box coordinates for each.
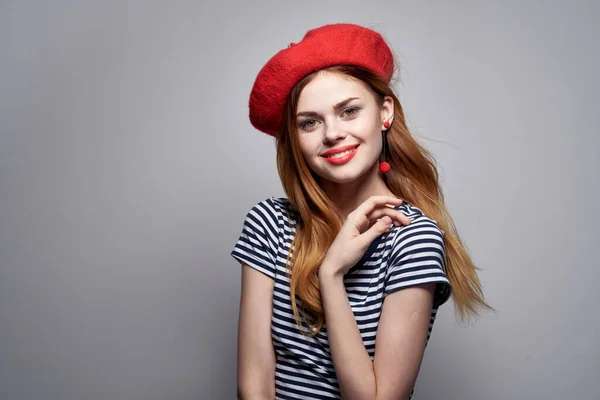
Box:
[298,137,318,159]
[297,139,308,159]
[349,117,379,139]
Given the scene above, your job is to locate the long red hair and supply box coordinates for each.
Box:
[276,65,492,336]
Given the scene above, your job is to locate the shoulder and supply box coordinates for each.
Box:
[243,197,296,232]
[384,201,452,307]
[232,197,294,277]
[246,196,293,218]
[393,201,444,236]
[388,202,445,259]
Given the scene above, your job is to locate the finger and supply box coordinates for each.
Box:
[367,208,411,226]
[351,195,403,221]
[367,211,399,226]
[356,215,393,249]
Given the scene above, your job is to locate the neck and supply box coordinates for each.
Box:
[321,164,396,220]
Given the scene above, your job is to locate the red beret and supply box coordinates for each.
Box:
[248,23,395,137]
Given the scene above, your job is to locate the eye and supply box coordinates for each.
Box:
[342,107,360,117]
[299,119,318,131]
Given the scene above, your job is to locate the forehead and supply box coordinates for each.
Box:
[297,71,373,109]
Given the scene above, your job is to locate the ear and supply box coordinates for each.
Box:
[380,95,394,126]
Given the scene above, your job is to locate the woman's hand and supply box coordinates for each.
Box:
[319,195,411,278]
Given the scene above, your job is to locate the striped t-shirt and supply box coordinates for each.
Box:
[231,197,452,400]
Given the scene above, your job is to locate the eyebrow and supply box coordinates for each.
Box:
[296,97,360,118]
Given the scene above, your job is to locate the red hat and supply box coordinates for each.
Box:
[248,23,395,137]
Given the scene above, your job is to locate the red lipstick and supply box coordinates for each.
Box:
[320,144,359,165]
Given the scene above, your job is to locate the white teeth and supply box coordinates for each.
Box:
[325,148,355,158]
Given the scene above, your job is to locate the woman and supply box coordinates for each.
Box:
[231,23,491,400]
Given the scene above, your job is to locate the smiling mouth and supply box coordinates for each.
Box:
[321,144,360,159]
[321,145,359,165]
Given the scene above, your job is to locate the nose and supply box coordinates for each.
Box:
[323,120,346,144]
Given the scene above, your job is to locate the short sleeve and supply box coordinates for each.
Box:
[384,215,452,308]
[230,198,280,280]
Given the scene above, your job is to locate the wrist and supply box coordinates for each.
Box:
[318,263,344,282]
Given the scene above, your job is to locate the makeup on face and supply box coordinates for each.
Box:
[295,72,385,183]
[296,97,363,133]
[320,144,360,165]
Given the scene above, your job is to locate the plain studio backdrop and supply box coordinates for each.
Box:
[1,0,598,399]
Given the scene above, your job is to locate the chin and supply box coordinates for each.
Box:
[315,164,372,184]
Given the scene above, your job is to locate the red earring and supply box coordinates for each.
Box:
[379,128,391,174]
[379,161,391,174]
[383,121,390,129]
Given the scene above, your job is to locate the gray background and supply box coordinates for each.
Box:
[1,0,598,399]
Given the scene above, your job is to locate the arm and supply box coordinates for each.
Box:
[372,283,435,399]
[237,264,276,400]
[319,269,435,400]
[318,270,376,399]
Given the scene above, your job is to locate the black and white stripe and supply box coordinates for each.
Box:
[231,197,452,400]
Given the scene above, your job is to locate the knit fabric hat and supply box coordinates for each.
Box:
[248,23,395,137]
